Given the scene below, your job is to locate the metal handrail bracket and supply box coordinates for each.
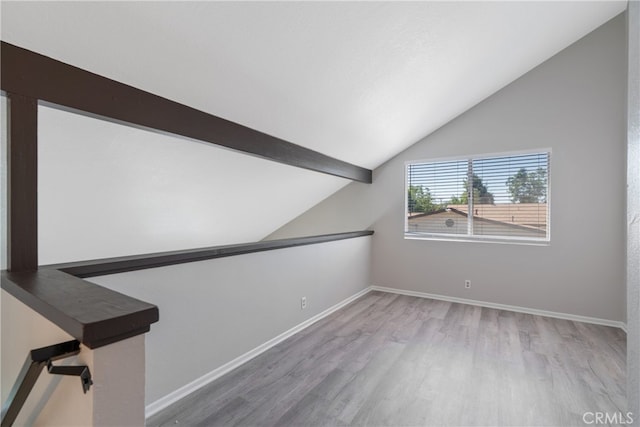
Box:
[1,340,92,427]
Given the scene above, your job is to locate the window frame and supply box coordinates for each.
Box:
[404,149,551,245]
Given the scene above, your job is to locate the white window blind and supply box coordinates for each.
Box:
[405,151,550,243]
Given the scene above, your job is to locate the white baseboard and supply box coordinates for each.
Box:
[145,286,372,418]
[371,286,627,330]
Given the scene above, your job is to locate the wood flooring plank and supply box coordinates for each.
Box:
[148,292,627,427]
[274,369,355,427]
[286,292,386,342]
[327,341,406,425]
[196,396,249,427]
[348,319,447,426]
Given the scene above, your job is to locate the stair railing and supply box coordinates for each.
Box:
[1,340,92,427]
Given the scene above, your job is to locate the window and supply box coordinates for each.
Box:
[405,151,550,244]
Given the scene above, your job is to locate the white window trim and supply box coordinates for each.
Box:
[404,148,551,245]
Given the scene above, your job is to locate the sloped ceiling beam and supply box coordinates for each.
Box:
[0,41,372,183]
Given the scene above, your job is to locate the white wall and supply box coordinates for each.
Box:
[626,1,640,422]
[91,335,145,427]
[88,235,371,408]
[270,14,627,323]
[37,105,349,265]
[1,96,7,270]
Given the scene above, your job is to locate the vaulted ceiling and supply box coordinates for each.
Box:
[0,1,628,261]
[1,1,626,169]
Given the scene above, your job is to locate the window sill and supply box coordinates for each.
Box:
[404,234,550,247]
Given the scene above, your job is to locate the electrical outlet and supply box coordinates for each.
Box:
[301,297,307,310]
[465,280,471,289]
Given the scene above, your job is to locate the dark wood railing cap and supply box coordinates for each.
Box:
[48,230,374,278]
[1,230,373,349]
[1,269,159,349]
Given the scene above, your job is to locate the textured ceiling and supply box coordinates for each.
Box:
[0,1,628,257]
[0,1,626,170]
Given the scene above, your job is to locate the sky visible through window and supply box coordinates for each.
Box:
[407,153,549,206]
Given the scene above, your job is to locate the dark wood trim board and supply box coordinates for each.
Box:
[48,231,375,278]
[1,269,159,349]
[6,93,38,271]
[2,231,373,348]
[1,41,372,183]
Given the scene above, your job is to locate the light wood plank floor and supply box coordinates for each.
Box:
[148,291,627,426]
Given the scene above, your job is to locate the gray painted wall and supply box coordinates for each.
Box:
[90,236,371,407]
[627,1,640,422]
[270,14,627,323]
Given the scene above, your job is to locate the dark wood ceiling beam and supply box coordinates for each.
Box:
[0,41,372,183]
